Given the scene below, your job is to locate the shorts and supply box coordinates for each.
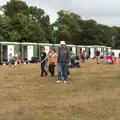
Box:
[45,62,48,67]
[96,56,100,59]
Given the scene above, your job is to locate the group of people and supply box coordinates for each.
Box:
[40,41,73,83]
[9,52,22,67]
[95,49,118,64]
[106,52,118,64]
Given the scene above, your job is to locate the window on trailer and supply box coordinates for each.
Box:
[23,46,28,61]
[70,47,72,52]
[3,45,7,61]
[80,48,82,53]
[88,48,91,58]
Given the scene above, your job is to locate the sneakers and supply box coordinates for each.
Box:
[56,80,67,84]
[63,81,67,84]
[56,80,62,84]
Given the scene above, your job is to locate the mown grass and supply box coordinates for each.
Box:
[0,60,120,120]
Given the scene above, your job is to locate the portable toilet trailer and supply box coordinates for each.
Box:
[39,43,53,59]
[0,42,20,65]
[100,46,106,57]
[76,45,86,58]
[106,47,111,54]
[67,44,76,55]
[85,46,95,59]
[20,42,39,63]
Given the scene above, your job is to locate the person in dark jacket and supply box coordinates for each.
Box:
[95,49,100,64]
[40,47,48,77]
[56,41,71,84]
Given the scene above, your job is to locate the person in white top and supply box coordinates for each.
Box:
[14,53,18,67]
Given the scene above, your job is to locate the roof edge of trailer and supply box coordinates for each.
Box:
[67,44,76,47]
[20,42,38,45]
[77,45,86,47]
[39,43,53,46]
[0,42,20,44]
[53,44,76,46]
[85,46,94,48]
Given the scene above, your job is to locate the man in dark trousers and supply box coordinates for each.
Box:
[40,47,48,76]
[95,48,100,64]
[56,41,71,84]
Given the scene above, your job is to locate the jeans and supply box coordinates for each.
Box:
[62,68,70,76]
[49,63,55,76]
[41,62,47,76]
[58,63,68,81]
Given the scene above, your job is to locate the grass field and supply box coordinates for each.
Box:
[0,60,120,120]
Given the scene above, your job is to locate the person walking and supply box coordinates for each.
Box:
[47,48,57,79]
[81,50,85,63]
[56,41,71,84]
[40,48,57,79]
[18,52,22,66]
[95,49,100,64]
[40,47,48,77]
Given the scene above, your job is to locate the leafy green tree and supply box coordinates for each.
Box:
[1,0,120,47]
[1,0,53,43]
[2,0,29,18]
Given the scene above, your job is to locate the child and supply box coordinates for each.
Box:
[40,47,48,77]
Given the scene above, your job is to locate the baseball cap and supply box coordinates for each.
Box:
[60,41,66,45]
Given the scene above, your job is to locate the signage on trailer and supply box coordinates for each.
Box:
[44,46,49,54]
[8,45,14,62]
[72,47,76,54]
[28,46,33,61]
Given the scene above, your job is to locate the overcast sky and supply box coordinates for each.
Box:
[0,0,120,26]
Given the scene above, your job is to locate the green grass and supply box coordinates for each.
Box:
[0,60,120,120]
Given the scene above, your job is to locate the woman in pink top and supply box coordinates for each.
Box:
[106,55,114,64]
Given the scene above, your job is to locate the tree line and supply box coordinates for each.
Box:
[0,0,120,49]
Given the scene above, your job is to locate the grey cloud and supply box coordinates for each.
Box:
[1,0,120,26]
